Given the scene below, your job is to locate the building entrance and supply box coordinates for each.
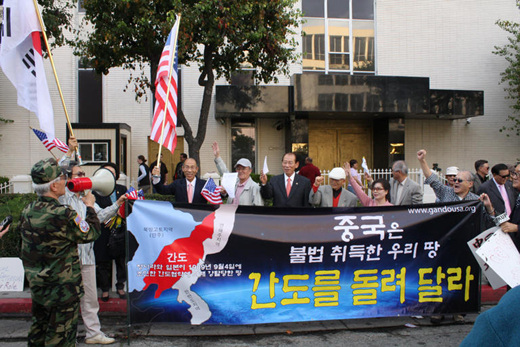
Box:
[308,120,372,171]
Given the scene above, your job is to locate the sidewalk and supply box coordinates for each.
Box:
[0,285,506,341]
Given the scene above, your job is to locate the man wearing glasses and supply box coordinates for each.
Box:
[477,163,518,217]
[59,161,125,344]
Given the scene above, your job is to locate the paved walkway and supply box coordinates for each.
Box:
[0,285,505,340]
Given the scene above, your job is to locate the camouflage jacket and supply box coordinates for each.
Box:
[20,196,101,306]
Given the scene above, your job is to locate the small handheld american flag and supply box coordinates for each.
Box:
[201,178,223,205]
[32,128,69,153]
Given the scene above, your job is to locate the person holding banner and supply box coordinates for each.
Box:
[260,152,312,207]
[59,163,123,344]
[345,162,392,206]
[152,158,207,203]
[212,141,263,206]
[310,167,359,207]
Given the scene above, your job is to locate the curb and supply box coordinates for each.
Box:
[0,285,506,315]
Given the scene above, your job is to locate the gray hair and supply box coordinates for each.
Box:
[392,160,408,175]
[32,176,62,196]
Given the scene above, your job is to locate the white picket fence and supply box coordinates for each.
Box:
[319,168,447,195]
[0,181,12,194]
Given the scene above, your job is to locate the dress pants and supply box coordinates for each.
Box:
[80,264,102,339]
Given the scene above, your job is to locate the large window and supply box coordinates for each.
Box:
[231,120,256,172]
[302,0,375,73]
[78,141,109,163]
[78,58,102,124]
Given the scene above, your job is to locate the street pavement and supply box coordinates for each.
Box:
[0,286,503,346]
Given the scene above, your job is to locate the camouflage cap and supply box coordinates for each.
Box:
[31,158,63,184]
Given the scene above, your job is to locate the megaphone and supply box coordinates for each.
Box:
[67,167,116,197]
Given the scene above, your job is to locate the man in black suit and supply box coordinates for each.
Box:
[477,163,518,217]
[152,158,207,204]
[260,152,311,207]
[494,169,520,251]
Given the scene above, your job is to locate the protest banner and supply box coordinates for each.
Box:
[127,200,481,325]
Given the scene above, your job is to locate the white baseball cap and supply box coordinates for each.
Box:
[234,158,252,168]
[446,166,459,176]
[329,167,346,180]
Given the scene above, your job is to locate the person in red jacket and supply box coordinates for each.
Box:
[298,157,321,185]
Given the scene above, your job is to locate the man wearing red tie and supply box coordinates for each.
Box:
[152,158,207,204]
[477,163,518,217]
[260,152,311,207]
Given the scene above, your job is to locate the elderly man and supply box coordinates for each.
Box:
[20,158,101,346]
[152,158,207,203]
[445,166,459,187]
[477,163,518,217]
[390,160,423,205]
[212,141,263,205]
[260,152,312,207]
[60,162,126,344]
[310,167,358,207]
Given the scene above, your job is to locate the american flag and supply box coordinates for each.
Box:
[32,128,69,153]
[150,16,180,154]
[201,178,223,205]
[118,187,145,217]
[125,187,145,200]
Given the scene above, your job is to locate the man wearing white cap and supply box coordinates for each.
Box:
[310,167,358,207]
[445,166,459,187]
[212,142,263,206]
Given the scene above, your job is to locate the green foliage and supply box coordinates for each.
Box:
[0,177,9,185]
[68,0,302,165]
[0,194,37,257]
[493,1,520,136]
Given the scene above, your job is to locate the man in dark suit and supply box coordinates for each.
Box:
[477,163,517,217]
[493,169,520,251]
[152,158,207,203]
[260,152,311,207]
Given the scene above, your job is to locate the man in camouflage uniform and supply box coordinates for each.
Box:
[20,158,101,346]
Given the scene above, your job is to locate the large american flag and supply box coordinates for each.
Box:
[32,128,69,153]
[201,178,223,205]
[150,17,180,154]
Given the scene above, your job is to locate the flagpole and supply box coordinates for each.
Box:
[156,14,181,166]
[31,0,82,164]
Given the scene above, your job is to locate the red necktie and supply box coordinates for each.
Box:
[286,177,291,197]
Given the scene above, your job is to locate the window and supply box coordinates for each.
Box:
[78,58,102,124]
[302,0,375,74]
[79,141,109,163]
[231,120,256,172]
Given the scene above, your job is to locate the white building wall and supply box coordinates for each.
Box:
[2,1,520,181]
[377,0,520,171]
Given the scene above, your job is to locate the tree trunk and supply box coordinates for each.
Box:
[177,44,214,168]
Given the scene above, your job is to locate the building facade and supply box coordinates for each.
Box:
[0,0,519,183]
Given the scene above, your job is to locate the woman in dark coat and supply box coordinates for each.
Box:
[93,162,128,301]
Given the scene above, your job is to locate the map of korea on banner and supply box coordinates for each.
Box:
[127,200,482,325]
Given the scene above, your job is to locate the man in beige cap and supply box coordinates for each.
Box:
[445,166,459,187]
[212,141,263,205]
[310,167,359,207]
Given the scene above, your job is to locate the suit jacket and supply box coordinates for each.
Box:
[261,174,311,207]
[477,179,517,216]
[390,177,423,205]
[509,199,520,252]
[154,178,207,204]
[309,186,358,207]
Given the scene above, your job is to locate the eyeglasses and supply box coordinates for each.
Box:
[453,178,467,183]
[499,174,510,179]
[511,172,519,178]
[73,171,86,177]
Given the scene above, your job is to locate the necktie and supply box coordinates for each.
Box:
[188,182,193,203]
[286,177,291,197]
[499,184,512,216]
